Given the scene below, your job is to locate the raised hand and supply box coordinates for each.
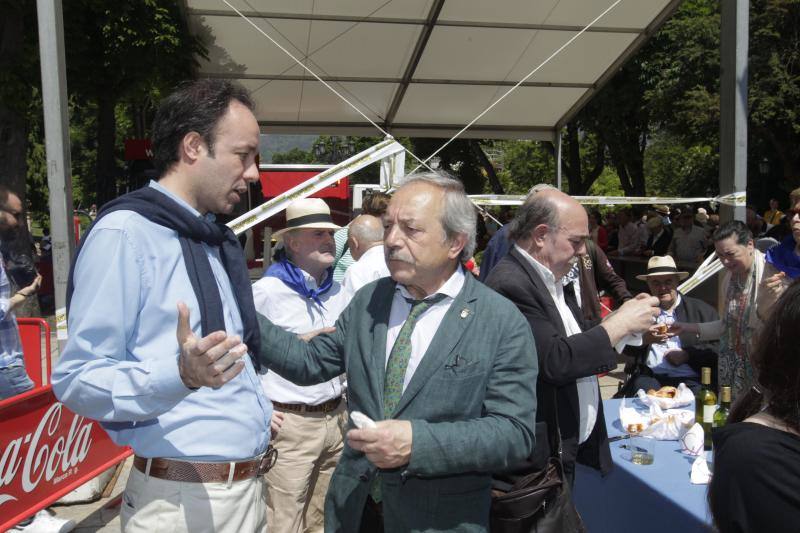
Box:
[176,302,248,389]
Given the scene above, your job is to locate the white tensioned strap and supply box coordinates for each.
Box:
[469,191,747,208]
[678,253,724,295]
[227,139,405,235]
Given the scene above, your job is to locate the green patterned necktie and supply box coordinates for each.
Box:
[383,294,446,418]
[371,293,445,503]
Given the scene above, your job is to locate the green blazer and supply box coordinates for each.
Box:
[257,273,538,533]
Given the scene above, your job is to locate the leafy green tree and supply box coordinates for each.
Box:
[749,0,800,187]
[494,139,554,195]
[63,0,206,205]
[271,148,314,164]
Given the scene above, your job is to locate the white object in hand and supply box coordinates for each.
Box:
[350,411,377,429]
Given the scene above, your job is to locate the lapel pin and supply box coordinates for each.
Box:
[460,308,470,319]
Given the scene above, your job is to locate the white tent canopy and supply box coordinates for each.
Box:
[186,0,681,140]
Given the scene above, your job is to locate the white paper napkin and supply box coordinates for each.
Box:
[635,382,696,410]
[690,452,712,484]
[616,332,643,354]
[681,423,705,456]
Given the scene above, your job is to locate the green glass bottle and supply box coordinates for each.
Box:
[695,367,717,450]
[713,386,731,428]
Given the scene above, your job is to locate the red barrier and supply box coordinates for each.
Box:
[17,318,51,388]
[0,387,132,531]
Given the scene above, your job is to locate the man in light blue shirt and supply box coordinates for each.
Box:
[53,80,272,533]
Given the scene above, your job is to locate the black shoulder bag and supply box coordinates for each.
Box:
[490,398,586,532]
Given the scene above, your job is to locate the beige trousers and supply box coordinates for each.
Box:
[266,402,347,533]
[121,465,267,533]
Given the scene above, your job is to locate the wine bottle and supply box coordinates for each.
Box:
[713,386,731,428]
[695,367,717,450]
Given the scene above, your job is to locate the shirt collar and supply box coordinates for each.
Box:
[661,293,682,314]
[149,180,215,222]
[515,244,557,288]
[396,265,466,302]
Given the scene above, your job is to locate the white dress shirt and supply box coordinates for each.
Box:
[341,244,391,298]
[252,270,350,405]
[647,295,697,378]
[515,245,599,444]
[385,267,466,392]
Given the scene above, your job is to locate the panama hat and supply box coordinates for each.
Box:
[636,255,690,281]
[646,216,663,230]
[695,207,709,224]
[654,204,671,216]
[272,198,341,239]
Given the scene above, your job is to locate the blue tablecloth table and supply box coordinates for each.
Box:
[572,398,713,532]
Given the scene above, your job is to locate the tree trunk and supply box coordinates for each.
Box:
[95,95,118,205]
[469,141,504,194]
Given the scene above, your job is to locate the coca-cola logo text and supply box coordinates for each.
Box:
[0,403,93,505]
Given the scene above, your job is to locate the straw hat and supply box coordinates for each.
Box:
[273,198,341,239]
[636,255,690,281]
[695,207,709,224]
[646,216,663,230]
[654,204,671,216]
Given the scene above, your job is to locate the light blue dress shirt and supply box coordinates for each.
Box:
[52,181,272,461]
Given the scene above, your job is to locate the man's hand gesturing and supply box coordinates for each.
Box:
[176,302,248,389]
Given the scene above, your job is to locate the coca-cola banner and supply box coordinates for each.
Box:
[0,387,131,530]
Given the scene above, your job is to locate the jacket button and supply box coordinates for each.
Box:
[359,473,369,482]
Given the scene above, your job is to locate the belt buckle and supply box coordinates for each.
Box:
[258,446,278,475]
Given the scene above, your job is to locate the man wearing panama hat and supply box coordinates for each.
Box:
[252,197,350,533]
[624,256,719,395]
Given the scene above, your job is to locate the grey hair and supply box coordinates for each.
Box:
[396,172,477,262]
[349,216,384,245]
[508,194,560,242]
[524,183,557,202]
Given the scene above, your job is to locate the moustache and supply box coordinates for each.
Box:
[386,250,414,264]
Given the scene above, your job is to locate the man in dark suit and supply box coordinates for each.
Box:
[625,256,719,394]
[257,173,538,532]
[485,190,660,485]
[643,215,672,257]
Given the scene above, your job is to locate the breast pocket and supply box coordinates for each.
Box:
[422,355,488,418]
[440,353,486,380]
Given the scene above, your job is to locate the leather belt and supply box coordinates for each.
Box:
[133,447,277,484]
[272,396,342,413]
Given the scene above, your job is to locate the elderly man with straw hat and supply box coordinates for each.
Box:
[624,256,719,395]
[252,197,350,533]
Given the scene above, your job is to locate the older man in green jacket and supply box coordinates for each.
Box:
[257,173,538,532]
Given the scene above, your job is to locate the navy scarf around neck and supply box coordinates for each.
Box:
[264,249,334,307]
[66,186,261,370]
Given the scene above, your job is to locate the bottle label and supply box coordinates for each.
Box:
[703,405,716,424]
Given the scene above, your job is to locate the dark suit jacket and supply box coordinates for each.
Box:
[645,229,672,256]
[257,273,538,533]
[485,248,615,476]
[626,292,719,377]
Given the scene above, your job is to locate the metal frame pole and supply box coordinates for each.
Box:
[555,129,563,191]
[719,0,748,223]
[36,0,74,345]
